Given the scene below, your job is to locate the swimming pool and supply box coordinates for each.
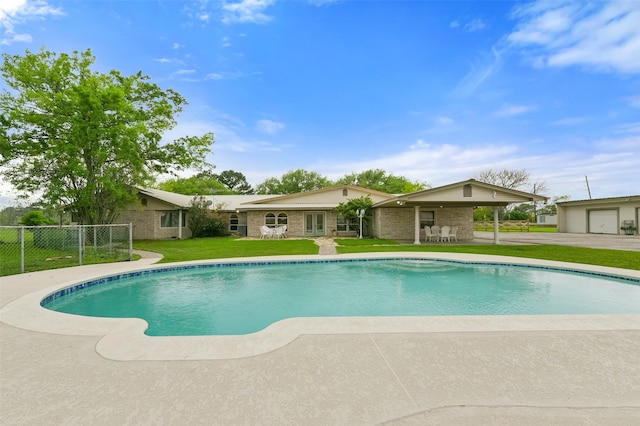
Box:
[43,258,640,336]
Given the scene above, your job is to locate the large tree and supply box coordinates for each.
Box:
[156,173,231,196]
[336,169,428,194]
[255,169,332,194]
[0,48,213,224]
[213,170,253,194]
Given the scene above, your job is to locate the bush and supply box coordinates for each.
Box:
[188,196,227,238]
[19,210,55,226]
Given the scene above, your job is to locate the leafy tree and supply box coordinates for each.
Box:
[19,210,55,226]
[336,169,427,194]
[213,170,253,194]
[255,169,332,194]
[188,196,226,238]
[0,48,213,225]
[156,174,231,196]
[334,195,373,236]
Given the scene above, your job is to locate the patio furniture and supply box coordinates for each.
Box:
[449,226,458,242]
[440,226,451,242]
[273,225,287,239]
[431,225,440,242]
[260,225,274,239]
[424,226,433,242]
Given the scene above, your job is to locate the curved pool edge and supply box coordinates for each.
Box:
[1,252,639,361]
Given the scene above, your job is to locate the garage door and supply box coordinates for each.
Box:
[588,210,617,234]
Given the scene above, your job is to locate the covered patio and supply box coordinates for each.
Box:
[372,179,547,245]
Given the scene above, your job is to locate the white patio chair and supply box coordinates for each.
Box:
[260,225,274,239]
[430,225,440,242]
[440,226,451,242]
[273,225,287,239]
[449,226,458,242]
[424,226,433,242]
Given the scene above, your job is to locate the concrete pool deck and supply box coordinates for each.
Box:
[2,243,640,424]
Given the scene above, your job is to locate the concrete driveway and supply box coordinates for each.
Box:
[474,231,640,252]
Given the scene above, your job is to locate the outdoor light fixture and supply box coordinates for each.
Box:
[356,208,366,239]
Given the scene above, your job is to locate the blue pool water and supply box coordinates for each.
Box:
[43,259,640,336]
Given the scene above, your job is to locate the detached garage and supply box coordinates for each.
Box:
[557,195,640,235]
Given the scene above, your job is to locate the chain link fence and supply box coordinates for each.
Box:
[0,224,133,276]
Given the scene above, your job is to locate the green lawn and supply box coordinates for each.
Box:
[3,233,637,276]
[133,237,319,263]
[334,239,640,271]
[473,225,557,233]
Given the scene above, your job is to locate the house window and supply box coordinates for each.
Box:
[265,213,276,227]
[277,213,288,226]
[343,189,348,196]
[160,211,186,228]
[141,198,147,207]
[463,184,472,197]
[337,215,347,231]
[337,215,357,231]
[419,210,435,228]
[230,214,239,231]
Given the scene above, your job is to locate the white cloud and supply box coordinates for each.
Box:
[435,116,454,126]
[626,94,640,108]
[222,0,275,24]
[451,47,503,97]
[205,71,244,80]
[493,104,535,117]
[256,119,285,135]
[549,116,590,126]
[465,18,487,32]
[0,0,63,44]
[449,20,460,29]
[507,0,640,74]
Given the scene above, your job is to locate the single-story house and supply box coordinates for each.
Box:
[557,195,640,235]
[117,179,546,244]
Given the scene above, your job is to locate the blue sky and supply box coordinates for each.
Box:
[1,0,639,206]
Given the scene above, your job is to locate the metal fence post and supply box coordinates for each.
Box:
[20,226,25,273]
[129,223,133,261]
[78,225,83,266]
[93,226,97,254]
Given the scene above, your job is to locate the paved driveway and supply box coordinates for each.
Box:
[474,231,640,252]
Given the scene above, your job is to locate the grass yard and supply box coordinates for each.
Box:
[133,236,319,263]
[335,239,640,271]
[3,233,637,276]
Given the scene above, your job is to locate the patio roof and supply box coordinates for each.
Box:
[373,179,547,208]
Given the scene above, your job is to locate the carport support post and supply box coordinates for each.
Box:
[414,206,421,244]
[493,206,500,245]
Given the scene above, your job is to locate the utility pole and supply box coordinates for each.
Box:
[585,176,592,199]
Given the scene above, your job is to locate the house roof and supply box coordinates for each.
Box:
[137,180,547,212]
[248,185,394,204]
[136,188,281,211]
[373,179,547,208]
[557,195,640,206]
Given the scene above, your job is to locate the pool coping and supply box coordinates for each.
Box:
[1,252,639,361]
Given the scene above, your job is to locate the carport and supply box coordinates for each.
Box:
[372,179,547,245]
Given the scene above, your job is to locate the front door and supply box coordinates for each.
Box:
[304,212,325,236]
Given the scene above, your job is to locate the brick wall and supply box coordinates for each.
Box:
[372,207,474,240]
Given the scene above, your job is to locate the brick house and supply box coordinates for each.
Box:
[118,180,545,242]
